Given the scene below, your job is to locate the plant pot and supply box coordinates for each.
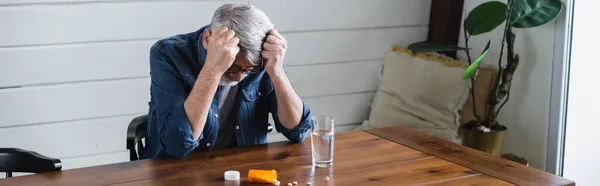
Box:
[501,153,529,166]
[461,122,507,156]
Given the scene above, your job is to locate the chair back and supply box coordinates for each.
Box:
[127,115,148,161]
[0,148,62,178]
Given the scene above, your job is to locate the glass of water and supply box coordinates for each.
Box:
[311,116,335,168]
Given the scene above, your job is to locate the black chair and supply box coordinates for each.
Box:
[127,115,148,161]
[267,122,274,133]
[0,148,62,178]
[126,114,275,161]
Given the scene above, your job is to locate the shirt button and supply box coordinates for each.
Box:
[214,114,219,118]
[235,125,240,130]
[206,143,211,147]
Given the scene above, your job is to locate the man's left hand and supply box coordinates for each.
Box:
[262,29,287,77]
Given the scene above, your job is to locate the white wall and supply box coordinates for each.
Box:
[0,0,431,171]
[563,0,600,185]
[458,0,556,170]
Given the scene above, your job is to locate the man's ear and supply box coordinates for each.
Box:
[202,29,211,50]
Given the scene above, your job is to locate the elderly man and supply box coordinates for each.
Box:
[144,4,312,158]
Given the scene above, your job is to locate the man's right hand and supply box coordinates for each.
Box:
[204,26,240,75]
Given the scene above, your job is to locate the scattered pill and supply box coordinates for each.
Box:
[292,181,298,185]
[274,181,280,186]
[287,183,293,186]
[325,176,330,181]
[306,182,312,185]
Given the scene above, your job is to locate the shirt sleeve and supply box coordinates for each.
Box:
[149,45,201,158]
[269,86,312,143]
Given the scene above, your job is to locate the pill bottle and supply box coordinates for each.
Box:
[248,169,278,184]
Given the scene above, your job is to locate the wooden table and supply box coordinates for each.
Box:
[0,126,574,186]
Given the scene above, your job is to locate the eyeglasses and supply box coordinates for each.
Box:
[225,59,265,74]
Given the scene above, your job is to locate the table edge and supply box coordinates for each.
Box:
[365,126,576,186]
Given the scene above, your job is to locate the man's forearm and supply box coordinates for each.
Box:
[270,70,304,129]
[184,69,221,141]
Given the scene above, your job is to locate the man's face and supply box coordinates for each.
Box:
[219,53,254,86]
[202,28,261,86]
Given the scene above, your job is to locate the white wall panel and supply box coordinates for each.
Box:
[268,91,375,128]
[288,61,381,97]
[0,114,139,158]
[0,1,224,47]
[268,123,361,143]
[0,0,232,6]
[0,78,150,127]
[0,0,428,47]
[0,62,376,128]
[304,92,375,126]
[284,26,428,66]
[60,151,129,170]
[0,40,153,87]
[251,0,431,32]
[0,27,425,88]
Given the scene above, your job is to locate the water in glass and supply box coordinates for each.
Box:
[311,116,334,168]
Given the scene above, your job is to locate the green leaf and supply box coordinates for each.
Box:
[510,0,563,28]
[481,40,492,56]
[465,1,508,35]
[408,41,468,53]
[463,47,490,79]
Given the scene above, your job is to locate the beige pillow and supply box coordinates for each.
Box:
[357,46,470,142]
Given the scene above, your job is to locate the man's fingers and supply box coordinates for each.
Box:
[231,46,240,56]
[270,29,285,41]
[221,30,236,41]
[271,29,287,45]
[226,37,240,47]
[262,42,278,51]
[266,35,285,46]
[212,26,229,37]
[261,50,274,57]
[261,51,280,62]
[261,51,279,58]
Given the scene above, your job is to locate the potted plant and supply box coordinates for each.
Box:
[408,0,563,155]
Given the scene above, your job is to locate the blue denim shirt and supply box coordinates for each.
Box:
[144,25,312,158]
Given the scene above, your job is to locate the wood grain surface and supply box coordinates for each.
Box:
[367,126,575,186]
[0,127,570,186]
[421,174,513,186]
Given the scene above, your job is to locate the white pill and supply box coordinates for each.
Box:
[293,181,298,185]
[274,182,280,186]
[306,182,312,185]
[325,176,330,181]
[287,183,293,186]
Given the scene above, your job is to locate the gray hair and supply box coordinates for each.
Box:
[209,4,274,65]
